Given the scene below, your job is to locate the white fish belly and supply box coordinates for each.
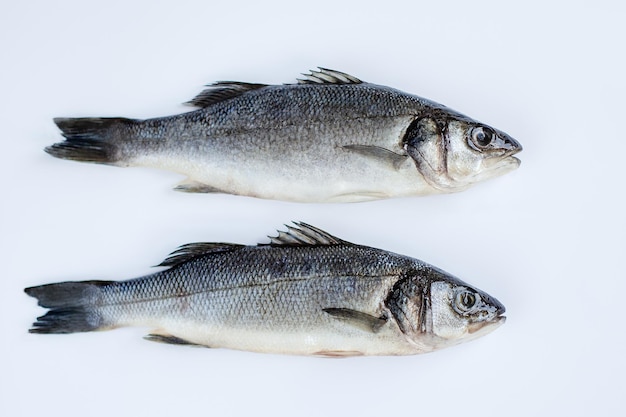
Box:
[139,316,419,356]
[128,127,438,202]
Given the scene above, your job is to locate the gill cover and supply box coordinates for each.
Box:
[403,117,450,190]
[385,271,431,337]
[403,115,522,192]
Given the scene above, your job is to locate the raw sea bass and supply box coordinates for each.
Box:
[26,223,505,357]
[46,68,522,203]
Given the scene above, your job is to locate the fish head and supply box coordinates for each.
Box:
[428,277,506,349]
[386,268,506,352]
[403,112,522,192]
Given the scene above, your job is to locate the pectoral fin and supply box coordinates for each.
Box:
[323,308,387,333]
[341,144,408,170]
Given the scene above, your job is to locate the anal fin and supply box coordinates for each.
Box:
[327,191,389,203]
[323,308,387,333]
[314,350,364,358]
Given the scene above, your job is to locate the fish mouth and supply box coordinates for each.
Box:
[468,314,506,335]
[482,152,521,173]
[467,301,506,334]
[494,131,522,168]
[504,145,522,163]
[493,306,507,325]
[502,154,521,168]
[491,305,507,327]
[463,152,520,186]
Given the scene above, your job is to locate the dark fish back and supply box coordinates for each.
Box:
[102,244,416,304]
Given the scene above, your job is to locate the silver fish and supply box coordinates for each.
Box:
[46,68,522,203]
[25,223,505,357]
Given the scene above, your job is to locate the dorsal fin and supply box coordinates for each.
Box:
[186,68,361,107]
[186,82,267,108]
[267,222,346,246]
[297,68,362,85]
[158,223,345,267]
[158,242,245,267]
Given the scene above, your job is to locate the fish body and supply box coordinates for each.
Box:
[26,223,505,356]
[47,69,522,202]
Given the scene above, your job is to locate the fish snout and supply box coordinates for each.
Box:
[482,292,506,320]
[497,130,522,156]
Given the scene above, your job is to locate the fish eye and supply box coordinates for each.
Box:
[454,290,480,314]
[470,126,495,149]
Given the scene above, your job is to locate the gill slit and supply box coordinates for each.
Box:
[419,282,432,334]
[439,120,450,180]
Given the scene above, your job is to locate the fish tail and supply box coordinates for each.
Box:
[25,280,113,334]
[45,117,133,164]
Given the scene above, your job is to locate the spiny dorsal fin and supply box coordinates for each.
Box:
[158,242,245,267]
[187,69,361,107]
[297,68,362,85]
[267,222,346,246]
[160,223,345,267]
[186,82,268,108]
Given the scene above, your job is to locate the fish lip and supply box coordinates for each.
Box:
[466,296,506,334]
[509,139,523,154]
[502,154,521,168]
[494,315,507,326]
[488,295,506,322]
[499,139,522,163]
[467,314,506,334]
[503,147,522,159]
[495,302,506,324]
[482,153,521,172]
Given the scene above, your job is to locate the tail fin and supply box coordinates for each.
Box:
[25,280,112,334]
[45,117,132,164]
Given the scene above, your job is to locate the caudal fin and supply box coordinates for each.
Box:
[45,117,132,164]
[25,281,112,334]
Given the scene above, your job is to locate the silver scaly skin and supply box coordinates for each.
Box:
[25,223,505,357]
[46,68,522,203]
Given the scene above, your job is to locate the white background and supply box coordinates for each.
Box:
[1,1,624,416]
